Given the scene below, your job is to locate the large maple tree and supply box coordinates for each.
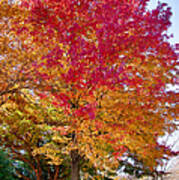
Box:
[0,0,178,179]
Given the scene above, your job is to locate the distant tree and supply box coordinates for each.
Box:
[0,149,18,180]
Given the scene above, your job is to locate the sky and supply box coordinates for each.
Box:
[147,0,179,45]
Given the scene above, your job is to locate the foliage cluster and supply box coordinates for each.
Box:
[0,0,178,179]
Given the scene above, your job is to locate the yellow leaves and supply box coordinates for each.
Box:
[56,42,63,50]
[24,105,36,116]
[0,0,26,20]
[33,144,63,166]
[80,94,96,106]
[52,134,70,144]
[0,0,12,17]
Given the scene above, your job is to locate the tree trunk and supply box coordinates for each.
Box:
[54,166,60,180]
[71,150,80,180]
[35,169,41,180]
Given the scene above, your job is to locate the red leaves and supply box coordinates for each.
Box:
[20,1,30,8]
[16,0,178,172]
[19,0,177,96]
[53,93,71,108]
[95,121,103,130]
[156,143,179,158]
[43,46,64,68]
[73,103,96,120]
[113,146,127,160]
[38,93,47,99]
[53,126,69,135]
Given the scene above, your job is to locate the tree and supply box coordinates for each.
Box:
[0,92,72,180]
[0,149,18,180]
[0,0,178,179]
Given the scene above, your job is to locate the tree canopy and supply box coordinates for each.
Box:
[0,0,178,179]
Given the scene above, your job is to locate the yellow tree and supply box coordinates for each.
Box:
[0,90,74,180]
